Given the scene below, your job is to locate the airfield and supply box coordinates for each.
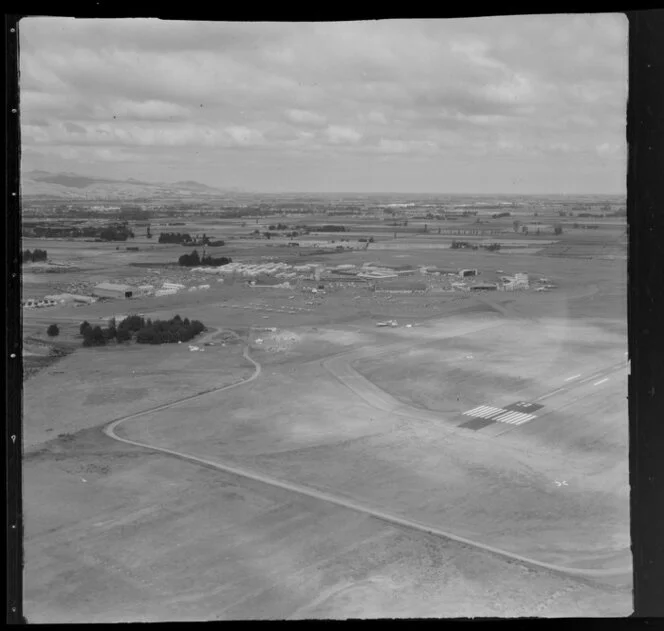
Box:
[22,210,630,620]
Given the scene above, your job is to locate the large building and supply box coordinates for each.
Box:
[92,283,133,299]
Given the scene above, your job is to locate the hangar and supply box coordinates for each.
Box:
[93,283,133,299]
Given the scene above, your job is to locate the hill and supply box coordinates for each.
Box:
[21,171,240,200]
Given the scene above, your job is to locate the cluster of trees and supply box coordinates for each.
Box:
[80,314,205,347]
[268,223,289,230]
[159,232,225,247]
[491,212,512,219]
[24,223,132,240]
[22,248,48,263]
[159,232,193,244]
[99,224,134,241]
[483,243,501,251]
[178,249,232,267]
[47,323,59,337]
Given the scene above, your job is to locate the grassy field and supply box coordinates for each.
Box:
[24,429,630,623]
[22,207,630,619]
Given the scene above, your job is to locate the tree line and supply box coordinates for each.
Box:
[159,232,225,246]
[159,231,194,244]
[79,314,206,347]
[178,249,232,267]
[450,241,501,251]
[99,224,134,241]
[22,248,48,263]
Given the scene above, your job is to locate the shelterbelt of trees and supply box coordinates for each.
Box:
[21,248,48,263]
[159,232,224,247]
[178,249,232,267]
[79,314,205,346]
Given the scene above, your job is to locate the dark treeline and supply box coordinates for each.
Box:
[450,241,501,251]
[178,249,232,267]
[99,225,133,241]
[159,232,225,247]
[315,225,347,232]
[159,232,193,244]
[23,223,132,240]
[22,248,48,263]
[80,314,206,347]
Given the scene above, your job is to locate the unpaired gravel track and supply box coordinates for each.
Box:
[102,337,630,580]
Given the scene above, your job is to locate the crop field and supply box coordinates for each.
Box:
[22,202,630,620]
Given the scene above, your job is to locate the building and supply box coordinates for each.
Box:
[459,268,478,278]
[93,283,133,299]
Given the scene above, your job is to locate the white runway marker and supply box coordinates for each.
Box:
[565,374,581,381]
[463,405,504,419]
[494,411,536,425]
[593,378,609,386]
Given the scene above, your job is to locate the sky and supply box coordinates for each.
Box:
[19,16,627,194]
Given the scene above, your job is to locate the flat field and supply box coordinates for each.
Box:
[22,209,630,619]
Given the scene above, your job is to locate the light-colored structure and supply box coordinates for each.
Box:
[374,281,427,294]
[92,283,133,299]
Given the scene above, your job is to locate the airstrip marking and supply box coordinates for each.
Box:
[462,403,540,426]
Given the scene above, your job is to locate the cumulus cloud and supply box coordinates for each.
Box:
[286,108,326,125]
[325,125,362,145]
[18,15,627,193]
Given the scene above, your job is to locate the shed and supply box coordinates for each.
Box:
[93,282,133,299]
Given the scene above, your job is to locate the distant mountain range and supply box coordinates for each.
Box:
[21,170,241,199]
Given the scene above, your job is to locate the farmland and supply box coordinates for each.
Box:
[21,193,630,620]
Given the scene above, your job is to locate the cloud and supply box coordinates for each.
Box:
[325,125,362,145]
[18,15,627,193]
[285,108,326,125]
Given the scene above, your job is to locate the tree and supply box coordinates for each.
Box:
[79,321,92,336]
[105,323,117,341]
[116,328,131,343]
[554,223,563,235]
[513,220,521,233]
[47,324,59,337]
